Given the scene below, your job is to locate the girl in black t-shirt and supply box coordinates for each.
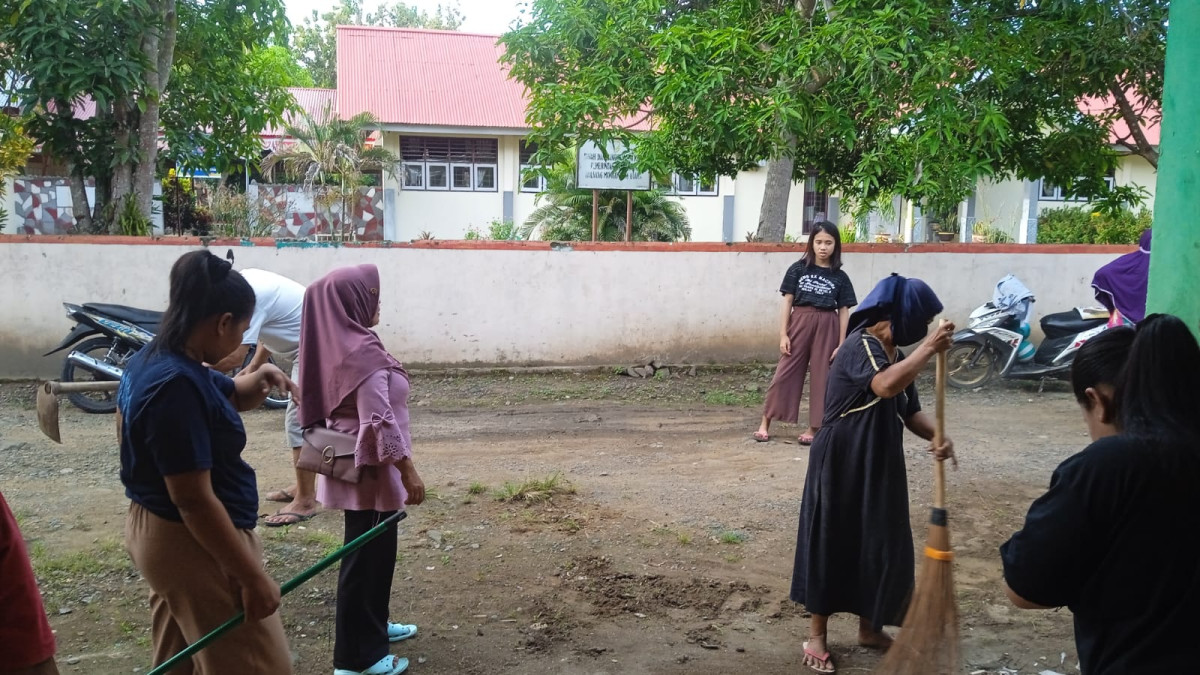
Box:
[754,222,857,445]
[1002,315,1200,674]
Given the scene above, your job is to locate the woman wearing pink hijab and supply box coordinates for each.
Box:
[297,264,425,675]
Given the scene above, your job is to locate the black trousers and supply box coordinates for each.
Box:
[334,509,399,671]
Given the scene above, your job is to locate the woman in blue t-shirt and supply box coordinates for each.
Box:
[118,250,299,673]
[1002,315,1200,674]
[754,221,857,445]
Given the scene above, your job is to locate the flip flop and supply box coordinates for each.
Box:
[798,434,815,446]
[266,489,295,503]
[752,431,770,442]
[262,511,316,527]
[802,642,836,673]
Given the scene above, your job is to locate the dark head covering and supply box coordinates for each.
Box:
[849,273,944,346]
[1091,229,1150,323]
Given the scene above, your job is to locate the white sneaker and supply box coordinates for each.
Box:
[333,654,408,675]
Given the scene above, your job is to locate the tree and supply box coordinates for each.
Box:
[292,0,465,88]
[501,0,1164,241]
[522,153,690,242]
[4,0,291,231]
[261,104,398,241]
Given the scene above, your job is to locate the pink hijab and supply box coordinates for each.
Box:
[297,264,402,428]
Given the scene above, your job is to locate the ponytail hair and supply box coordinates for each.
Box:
[1070,326,1135,408]
[1115,313,1200,442]
[151,250,256,354]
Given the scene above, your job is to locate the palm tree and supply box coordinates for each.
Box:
[522,151,691,242]
[261,103,397,241]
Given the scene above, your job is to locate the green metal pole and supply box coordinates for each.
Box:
[1147,1,1200,335]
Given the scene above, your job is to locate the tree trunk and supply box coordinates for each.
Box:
[756,155,795,242]
[132,0,178,222]
[66,166,92,233]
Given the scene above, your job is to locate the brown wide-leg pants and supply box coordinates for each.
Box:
[125,503,293,675]
[761,306,839,428]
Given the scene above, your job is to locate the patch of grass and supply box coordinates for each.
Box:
[717,530,747,545]
[30,538,131,579]
[723,553,744,564]
[493,474,575,503]
[440,553,452,566]
[468,482,488,495]
[425,486,443,501]
[560,517,582,533]
[298,530,342,557]
[677,531,692,545]
[119,620,137,635]
[703,389,764,407]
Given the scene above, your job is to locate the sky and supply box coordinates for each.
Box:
[285,0,527,35]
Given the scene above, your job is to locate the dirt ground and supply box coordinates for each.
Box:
[0,367,1089,675]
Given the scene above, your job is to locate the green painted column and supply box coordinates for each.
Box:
[1147,1,1200,335]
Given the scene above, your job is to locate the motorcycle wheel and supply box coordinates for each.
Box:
[946,343,996,389]
[61,336,127,414]
[237,348,290,410]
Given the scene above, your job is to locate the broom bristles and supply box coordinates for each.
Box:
[873,513,960,675]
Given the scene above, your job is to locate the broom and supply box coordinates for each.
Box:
[874,331,959,674]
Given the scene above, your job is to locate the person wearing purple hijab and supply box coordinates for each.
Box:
[297,264,425,675]
[1092,229,1151,325]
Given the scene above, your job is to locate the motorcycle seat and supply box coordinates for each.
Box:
[83,303,164,328]
[1040,310,1107,340]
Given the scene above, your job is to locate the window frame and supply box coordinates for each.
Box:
[1039,174,1117,202]
[450,163,474,191]
[474,164,498,192]
[520,164,545,193]
[401,162,425,190]
[426,162,450,191]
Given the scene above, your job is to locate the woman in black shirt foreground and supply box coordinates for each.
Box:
[1001,314,1200,674]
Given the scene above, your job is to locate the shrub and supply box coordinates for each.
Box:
[1037,206,1150,245]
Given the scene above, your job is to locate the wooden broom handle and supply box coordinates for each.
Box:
[933,320,948,509]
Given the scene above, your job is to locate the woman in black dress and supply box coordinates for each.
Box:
[790,274,955,673]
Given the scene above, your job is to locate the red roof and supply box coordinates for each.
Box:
[337,26,530,129]
[1079,95,1161,148]
[262,87,337,140]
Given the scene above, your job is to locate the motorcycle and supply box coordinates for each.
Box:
[946,277,1113,389]
[45,302,290,413]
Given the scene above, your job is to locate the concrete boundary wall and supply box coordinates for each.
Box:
[0,236,1134,379]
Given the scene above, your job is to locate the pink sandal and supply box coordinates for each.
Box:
[798,434,814,446]
[802,640,835,673]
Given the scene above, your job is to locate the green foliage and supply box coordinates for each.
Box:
[111,195,152,237]
[522,150,690,242]
[5,0,292,229]
[1036,207,1150,246]
[292,0,465,88]
[261,104,397,240]
[488,219,519,240]
[205,186,284,239]
[160,170,211,236]
[161,6,293,175]
[0,115,35,230]
[500,0,1166,231]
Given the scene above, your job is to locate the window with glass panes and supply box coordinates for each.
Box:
[519,140,545,192]
[399,137,499,192]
